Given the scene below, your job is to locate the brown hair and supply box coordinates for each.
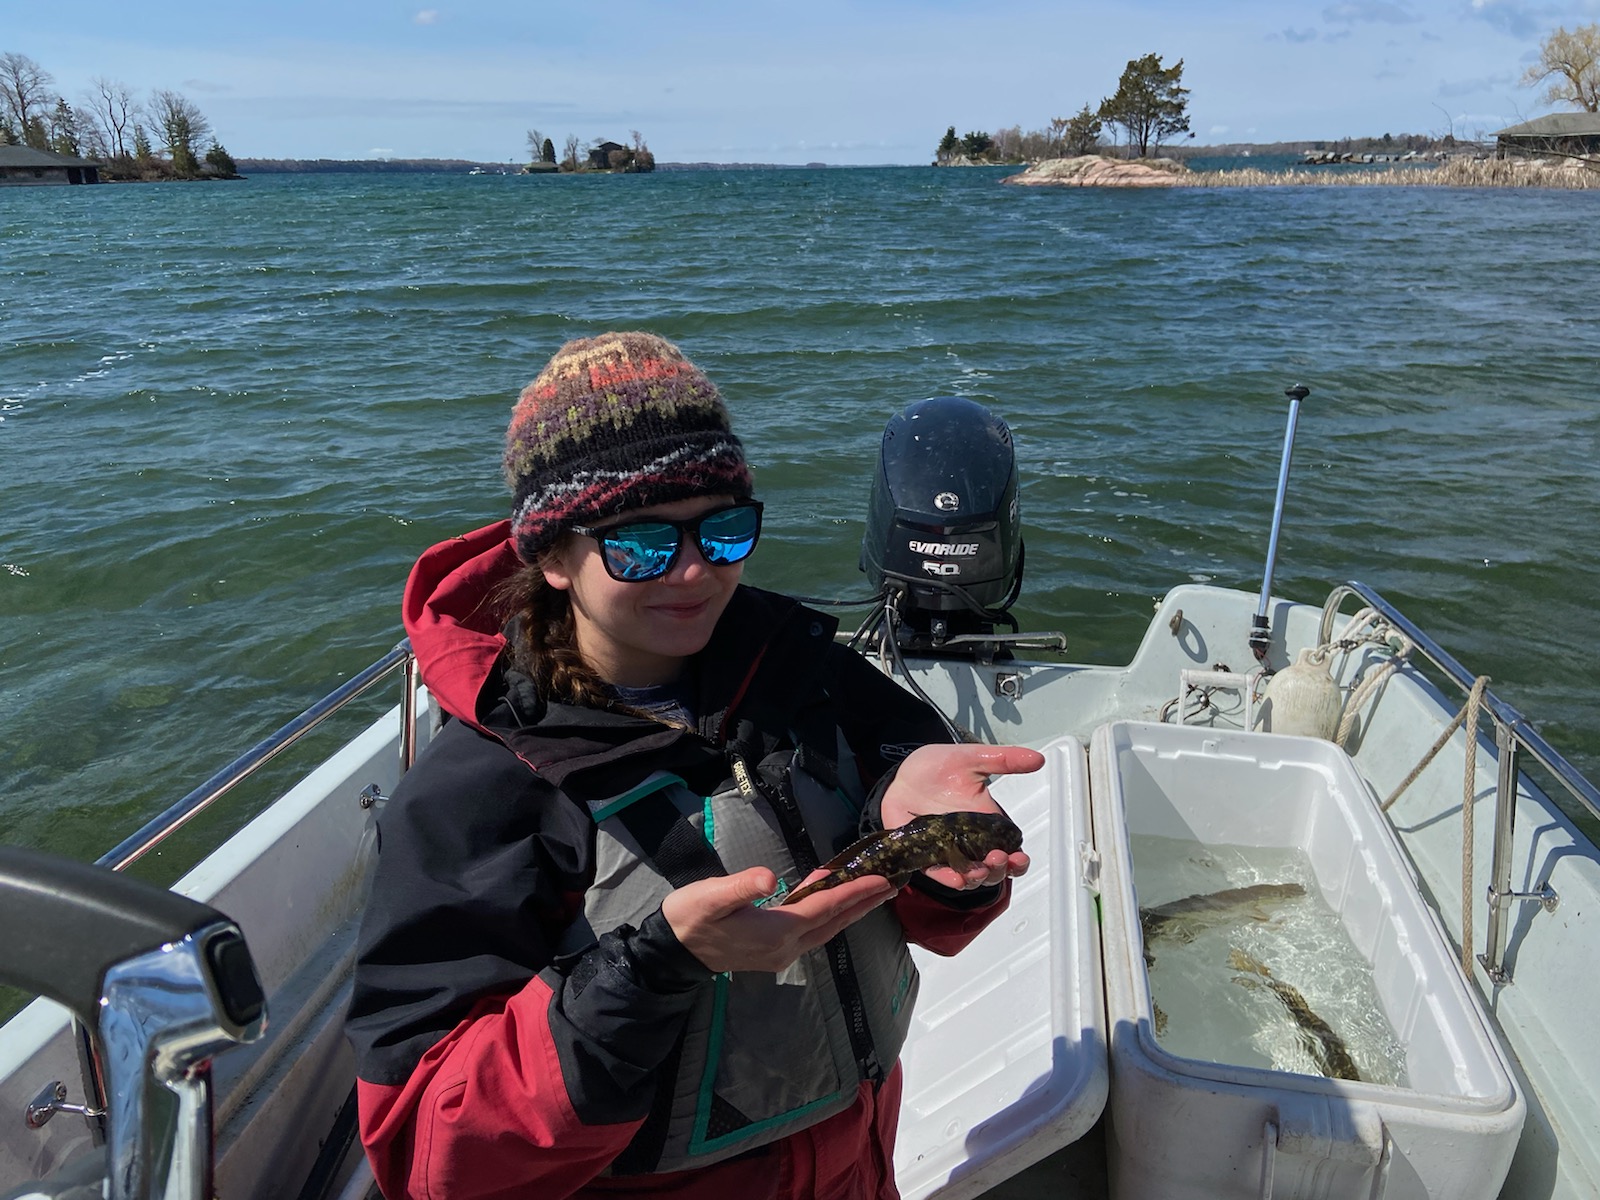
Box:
[495,553,618,712]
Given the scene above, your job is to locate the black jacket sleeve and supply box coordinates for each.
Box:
[345,715,711,1114]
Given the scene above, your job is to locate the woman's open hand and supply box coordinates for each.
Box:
[879,743,1042,891]
[662,867,893,974]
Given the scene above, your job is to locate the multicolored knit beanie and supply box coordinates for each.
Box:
[503,331,753,562]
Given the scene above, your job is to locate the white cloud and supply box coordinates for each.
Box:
[414,10,439,25]
[1210,124,1231,135]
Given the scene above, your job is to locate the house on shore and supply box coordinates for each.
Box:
[587,141,628,169]
[0,145,102,185]
[1494,114,1600,160]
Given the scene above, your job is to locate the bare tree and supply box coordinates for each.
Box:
[150,89,212,175]
[0,52,53,136]
[1047,115,1070,157]
[562,133,581,171]
[84,76,140,160]
[1522,23,1600,113]
[526,127,545,162]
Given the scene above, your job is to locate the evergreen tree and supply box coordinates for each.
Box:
[133,122,153,170]
[1098,53,1190,157]
[960,130,993,159]
[49,97,80,156]
[0,114,17,145]
[1064,104,1103,157]
[936,125,959,164]
[205,141,237,176]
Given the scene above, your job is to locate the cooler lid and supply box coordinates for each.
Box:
[894,735,1108,1200]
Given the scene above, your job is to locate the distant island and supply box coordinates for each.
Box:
[236,158,838,174]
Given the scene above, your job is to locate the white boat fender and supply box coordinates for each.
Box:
[1259,647,1342,740]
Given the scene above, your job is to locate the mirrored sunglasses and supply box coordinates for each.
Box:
[571,499,764,583]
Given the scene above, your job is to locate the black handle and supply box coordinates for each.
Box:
[0,846,235,1023]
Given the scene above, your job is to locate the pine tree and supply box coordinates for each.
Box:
[1098,54,1190,157]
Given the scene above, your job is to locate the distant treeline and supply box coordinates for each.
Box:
[237,158,519,173]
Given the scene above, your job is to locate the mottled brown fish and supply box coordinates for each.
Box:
[1140,882,1306,947]
[779,811,1023,906]
[1229,947,1362,1082]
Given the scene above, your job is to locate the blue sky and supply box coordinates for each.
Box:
[8,0,1598,163]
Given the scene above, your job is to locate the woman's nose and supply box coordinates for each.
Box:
[664,540,712,583]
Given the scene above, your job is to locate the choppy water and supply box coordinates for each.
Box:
[3,167,1598,878]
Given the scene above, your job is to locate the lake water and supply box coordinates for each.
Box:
[3,166,1598,880]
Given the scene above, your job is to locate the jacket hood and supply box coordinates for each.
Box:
[402,520,522,725]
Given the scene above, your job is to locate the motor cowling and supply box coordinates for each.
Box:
[860,396,1022,648]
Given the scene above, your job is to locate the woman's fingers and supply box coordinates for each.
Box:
[663,870,893,975]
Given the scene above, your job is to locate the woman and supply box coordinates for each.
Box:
[346,331,1039,1200]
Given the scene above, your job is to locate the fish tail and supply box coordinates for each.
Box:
[779,875,837,906]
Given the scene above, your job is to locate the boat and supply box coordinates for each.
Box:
[2,389,1596,1200]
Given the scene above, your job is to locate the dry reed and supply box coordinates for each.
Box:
[1178,157,1600,190]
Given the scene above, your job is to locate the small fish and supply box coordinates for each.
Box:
[780,811,1023,906]
[1229,947,1362,1082]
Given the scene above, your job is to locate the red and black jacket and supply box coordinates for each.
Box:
[344,521,1011,1200]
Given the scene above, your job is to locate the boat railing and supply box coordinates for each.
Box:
[1332,581,1600,984]
[97,640,419,873]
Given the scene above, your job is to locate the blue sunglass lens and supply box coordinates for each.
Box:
[697,506,760,564]
[603,524,679,581]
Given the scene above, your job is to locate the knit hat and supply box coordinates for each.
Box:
[503,331,753,562]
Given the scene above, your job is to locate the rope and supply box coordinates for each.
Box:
[1377,674,1489,976]
[1336,656,1401,748]
[1318,595,1493,977]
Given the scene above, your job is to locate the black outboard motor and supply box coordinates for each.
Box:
[861,396,1023,652]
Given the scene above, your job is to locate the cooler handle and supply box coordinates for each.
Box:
[1259,1107,1393,1200]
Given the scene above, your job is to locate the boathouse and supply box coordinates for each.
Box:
[0,145,101,186]
[1493,113,1600,160]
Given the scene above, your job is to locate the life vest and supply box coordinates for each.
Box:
[556,727,920,1176]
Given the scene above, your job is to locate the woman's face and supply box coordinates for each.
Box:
[541,494,746,688]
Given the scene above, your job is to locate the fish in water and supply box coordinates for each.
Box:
[1139,882,1306,964]
[1229,947,1363,1082]
[780,811,1023,906]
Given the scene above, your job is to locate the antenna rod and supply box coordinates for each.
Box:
[1250,384,1311,667]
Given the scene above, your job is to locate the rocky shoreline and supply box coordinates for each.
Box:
[1002,154,1600,190]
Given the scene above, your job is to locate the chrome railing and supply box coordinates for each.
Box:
[97,640,419,873]
[1330,582,1600,984]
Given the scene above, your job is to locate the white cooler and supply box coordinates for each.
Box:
[1089,721,1524,1200]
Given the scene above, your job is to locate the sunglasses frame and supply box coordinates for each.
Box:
[570,499,765,583]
